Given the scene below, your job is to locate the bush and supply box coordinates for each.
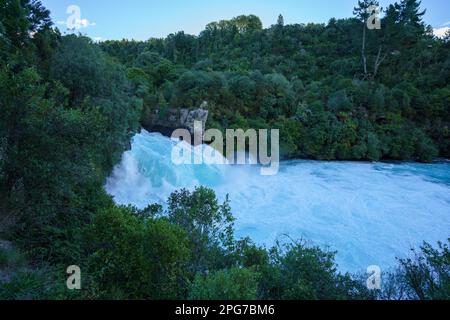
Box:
[0,266,71,300]
[259,241,372,300]
[0,271,50,300]
[85,206,190,299]
[189,267,260,300]
[396,240,450,300]
[167,187,235,273]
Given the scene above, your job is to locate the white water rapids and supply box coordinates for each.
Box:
[106,130,450,272]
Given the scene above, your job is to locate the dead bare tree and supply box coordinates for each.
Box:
[373,45,388,78]
[354,0,381,80]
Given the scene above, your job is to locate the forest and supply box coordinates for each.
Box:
[0,0,449,300]
[100,0,450,162]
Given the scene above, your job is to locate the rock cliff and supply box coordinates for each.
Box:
[145,101,209,137]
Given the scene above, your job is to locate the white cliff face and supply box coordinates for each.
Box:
[106,130,450,273]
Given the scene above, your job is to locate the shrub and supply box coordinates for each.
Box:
[396,240,450,300]
[167,187,235,273]
[259,241,372,300]
[85,206,190,299]
[189,267,260,300]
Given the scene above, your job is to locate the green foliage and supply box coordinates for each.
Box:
[0,0,448,301]
[85,206,190,299]
[397,240,450,300]
[167,187,235,273]
[376,239,450,300]
[0,65,102,261]
[189,267,260,300]
[100,1,448,161]
[0,271,53,300]
[49,35,142,170]
[0,244,69,300]
[0,1,141,265]
[0,0,52,64]
[257,241,373,300]
[0,245,24,269]
[0,249,7,268]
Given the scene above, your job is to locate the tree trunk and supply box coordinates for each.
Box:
[373,45,388,78]
[362,23,368,76]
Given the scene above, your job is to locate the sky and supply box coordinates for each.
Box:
[41,0,450,41]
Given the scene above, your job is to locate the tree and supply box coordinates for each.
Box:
[353,0,380,78]
[167,187,235,273]
[86,206,190,299]
[50,35,141,171]
[189,267,260,300]
[277,14,284,27]
[0,65,111,261]
[379,240,450,300]
[1,0,449,301]
[229,15,263,33]
[258,241,373,300]
[398,0,425,29]
[0,0,51,63]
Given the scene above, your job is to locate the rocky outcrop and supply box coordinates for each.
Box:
[146,101,209,137]
[183,103,209,135]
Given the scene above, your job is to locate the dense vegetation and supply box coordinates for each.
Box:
[100,0,449,162]
[0,0,449,300]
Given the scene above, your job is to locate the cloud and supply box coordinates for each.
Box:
[433,27,450,38]
[77,19,96,28]
[57,18,96,30]
[443,21,450,26]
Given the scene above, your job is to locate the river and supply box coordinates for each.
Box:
[106,129,450,273]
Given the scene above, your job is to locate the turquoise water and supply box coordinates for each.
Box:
[106,130,450,272]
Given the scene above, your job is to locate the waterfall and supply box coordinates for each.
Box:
[106,129,450,272]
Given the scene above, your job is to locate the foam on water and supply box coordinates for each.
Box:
[106,130,450,272]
